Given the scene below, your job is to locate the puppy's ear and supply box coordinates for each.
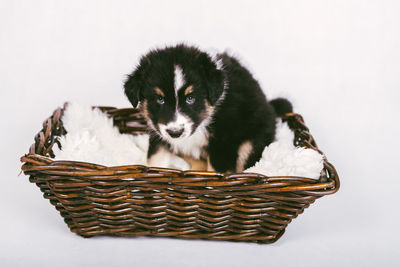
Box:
[199,54,225,105]
[124,67,144,108]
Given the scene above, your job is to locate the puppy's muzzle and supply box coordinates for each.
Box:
[166,127,184,138]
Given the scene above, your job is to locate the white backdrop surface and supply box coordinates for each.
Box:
[1,0,399,266]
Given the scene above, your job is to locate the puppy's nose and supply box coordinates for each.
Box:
[166,128,184,138]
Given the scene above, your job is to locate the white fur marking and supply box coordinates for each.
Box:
[174,65,184,94]
[214,58,223,70]
[158,111,192,139]
[206,48,224,70]
[168,112,190,131]
[158,114,210,159]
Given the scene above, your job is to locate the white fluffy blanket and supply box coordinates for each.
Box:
[54,102,323,179]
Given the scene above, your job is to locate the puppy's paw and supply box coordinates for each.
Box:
[147,146,190,170]
[169,155,191,170]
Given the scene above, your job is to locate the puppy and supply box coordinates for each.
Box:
[124,44,292,173]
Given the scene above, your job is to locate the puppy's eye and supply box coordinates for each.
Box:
[156,96,165,105]
[186,95,195,105]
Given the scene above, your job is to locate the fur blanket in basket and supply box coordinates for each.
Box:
[54,102,324,179]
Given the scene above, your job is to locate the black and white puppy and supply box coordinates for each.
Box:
[124,44,292,173]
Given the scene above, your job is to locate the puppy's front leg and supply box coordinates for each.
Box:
[207,139,238,173]
[147,142,190,170]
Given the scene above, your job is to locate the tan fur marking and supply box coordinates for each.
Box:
[141,100,149,120]
[141,100,158,131]
[207,157,215,172]
[236,141,253,172]
[184,85,194,96]
[201,100,215,121]
[154,87,165,97]
[183,155,207,171]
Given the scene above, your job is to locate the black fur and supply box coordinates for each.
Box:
[124,44,292,173]
[270,98,293,117]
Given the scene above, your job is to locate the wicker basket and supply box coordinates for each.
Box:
[20,103,340,243]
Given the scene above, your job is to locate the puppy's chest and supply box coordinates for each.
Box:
[168,128,209,159]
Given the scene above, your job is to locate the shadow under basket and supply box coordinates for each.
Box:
[20,103,340,244]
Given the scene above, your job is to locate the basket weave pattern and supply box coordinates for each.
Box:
[20,104,339,243]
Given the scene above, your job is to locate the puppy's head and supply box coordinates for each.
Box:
[124,45,225,141]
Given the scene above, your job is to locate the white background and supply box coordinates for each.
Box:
[1,0,399,266]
